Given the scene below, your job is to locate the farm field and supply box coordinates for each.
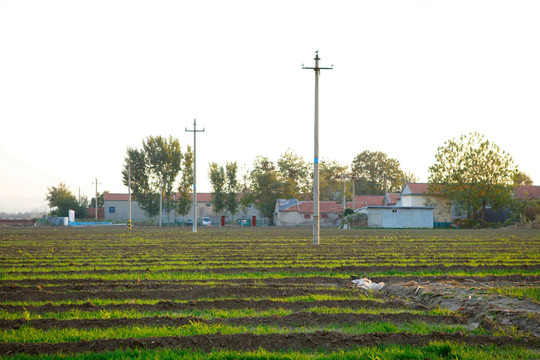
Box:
[0,227,539,359]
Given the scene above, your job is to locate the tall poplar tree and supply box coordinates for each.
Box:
[208,162,226,217]
[177,145,193,223]
[122,136,182,221]
[225,161,239,219]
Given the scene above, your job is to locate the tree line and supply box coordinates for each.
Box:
[46,132,534,224]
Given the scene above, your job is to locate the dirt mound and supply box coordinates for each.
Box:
[381,278,540,337]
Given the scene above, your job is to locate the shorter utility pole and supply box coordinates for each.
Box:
[92,178,101,220]
[185,118,205,233]
[343,176,347,210]
[351,175,356,212]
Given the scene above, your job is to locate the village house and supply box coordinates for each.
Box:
[103,193,261,225]
[274,194,400,227]
[104,184,539,227]
[396,183,462,227]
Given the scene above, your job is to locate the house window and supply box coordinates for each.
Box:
[304,213,311,219]
[321,213,328,219]
[206,203,212,207]
[392,209,397,213]
[109,207,116,214]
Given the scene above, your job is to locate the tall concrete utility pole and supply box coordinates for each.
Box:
[303,51,332,245]
[92,178,101,220]
[128,161,132,229]
[185,119,205,233]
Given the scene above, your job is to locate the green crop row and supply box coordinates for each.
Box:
[5,342,538,360]
[0,321,504,344]
[0,294,378,307]
[1,268,537,282]
[0,306,455,321]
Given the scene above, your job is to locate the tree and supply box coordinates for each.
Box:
[238,164,253,215]
[225,161,239,219]
[513,171,533,187]
[277,149,311,199]
[428,132,517,222]
[249,156,284,225]
[123,147,160,219]
[45,183,88,218]
[90,191,108,208]
[403,172,420,185]
[122,136,183,222]
[177,145,193,223]
[208,162,227,217]
[319,159,349,201]
[351,151,406,195]
[143,135,182,222]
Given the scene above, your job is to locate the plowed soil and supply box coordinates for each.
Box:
[1,227,538,357]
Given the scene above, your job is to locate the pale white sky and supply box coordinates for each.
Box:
[1,0,538,212]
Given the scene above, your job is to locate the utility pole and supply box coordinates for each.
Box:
[128,161,132,229]
[352,175,356,212]
[303,51,332,245]
[159,183,163,227]
[92,178,101,220]
[185,118,205,233]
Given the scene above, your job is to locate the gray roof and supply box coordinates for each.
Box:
[276,199,299,211]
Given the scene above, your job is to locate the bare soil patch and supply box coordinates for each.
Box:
[381,277,540,336]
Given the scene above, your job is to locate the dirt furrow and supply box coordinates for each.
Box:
[0,287,350,302]
[0,311,466,330]
[0,298,425,314]
[1,331,538,355]
[1,274,536,290]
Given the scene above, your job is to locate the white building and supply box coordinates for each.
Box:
[103,193,261,225]
[357,206,434,228]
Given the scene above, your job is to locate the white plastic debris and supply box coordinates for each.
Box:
[351,277,385,290]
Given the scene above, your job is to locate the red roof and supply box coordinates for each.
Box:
[513,186,540,201]
[403,183,540,200]
[406,183,430,194]
[353,196,384,207]
[104,193,128,201]
[283,201,344,214]
[351,194,400,208]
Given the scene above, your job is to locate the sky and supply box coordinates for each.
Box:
[1,0,538,213]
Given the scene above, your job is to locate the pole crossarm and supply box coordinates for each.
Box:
[302,51,332,245]
[185,118,205,233]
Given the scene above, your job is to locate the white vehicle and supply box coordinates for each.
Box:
[199,217,211,226]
